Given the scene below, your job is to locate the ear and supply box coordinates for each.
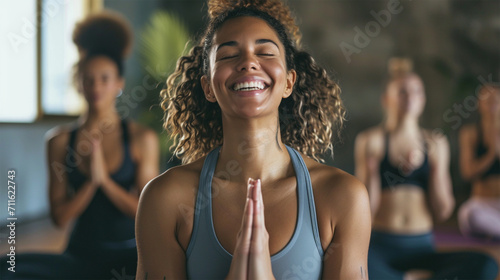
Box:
[201,75,217,103]
[115,77,125,97]
[283,69,297,98]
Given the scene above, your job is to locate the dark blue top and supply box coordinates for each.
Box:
[476,125,500,179]
[64,119,137,254]
[186,145,324,279]
[379,134,430,191]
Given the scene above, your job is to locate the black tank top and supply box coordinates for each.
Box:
[64,119,137,254]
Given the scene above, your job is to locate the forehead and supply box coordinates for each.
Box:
[213,16,281,46]
[84,56,117,72]
[389,75,422,90]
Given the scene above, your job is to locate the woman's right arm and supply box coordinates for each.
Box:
[46,130,98,228]
[136,171,187,280]
[459,125,497,181]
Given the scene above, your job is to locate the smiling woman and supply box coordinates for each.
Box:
[135,0,371,279]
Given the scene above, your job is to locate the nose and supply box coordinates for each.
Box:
[236,52,259,72]
[84,79,102,95]
[87,80,99,92]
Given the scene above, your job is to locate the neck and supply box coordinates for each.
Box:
[79,107,121,130]
[216,113,292,186]
[385,114,420,134]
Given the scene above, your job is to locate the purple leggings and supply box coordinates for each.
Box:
[459,197,500,239]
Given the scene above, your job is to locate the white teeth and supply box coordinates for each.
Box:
[233,81,265,91]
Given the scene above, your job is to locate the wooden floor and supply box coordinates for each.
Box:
[0,217,70,255]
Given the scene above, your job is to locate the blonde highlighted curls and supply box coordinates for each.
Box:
[162,0,345,164]
[208,0,302,46]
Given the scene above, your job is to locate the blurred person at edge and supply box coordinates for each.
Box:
[355,58,498,280]
[458,84,500,239]
[0,11,159,279]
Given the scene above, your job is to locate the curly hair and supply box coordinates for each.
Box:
[72,10,133,57]
[162,0,345,164]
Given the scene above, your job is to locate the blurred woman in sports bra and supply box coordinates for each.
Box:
[0,12,159,279]
[355,58,498,280]
[458,84,500,239]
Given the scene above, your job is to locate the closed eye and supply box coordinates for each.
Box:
[218,55,237,61]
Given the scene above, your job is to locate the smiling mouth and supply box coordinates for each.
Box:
[232,81,267,91]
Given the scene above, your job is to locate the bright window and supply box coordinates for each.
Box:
[41,0,87,116]
[0,0,101,122]
[0,0,38,122]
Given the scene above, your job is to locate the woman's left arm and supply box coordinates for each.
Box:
[322,176,371,279]
[101,129,160,219]
[427,134,455,223]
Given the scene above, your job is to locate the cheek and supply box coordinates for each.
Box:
[388,95,401,107]
[211,64,232,87]
[265,61,287,86]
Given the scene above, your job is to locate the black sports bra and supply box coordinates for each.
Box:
[379,133,430,191]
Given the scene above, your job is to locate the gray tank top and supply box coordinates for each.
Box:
[186,145,324,279]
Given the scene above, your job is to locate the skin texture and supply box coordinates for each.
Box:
[355,74,455,234]
[135,16,371,280]
[459,86,500,197]
[46,55,159,228]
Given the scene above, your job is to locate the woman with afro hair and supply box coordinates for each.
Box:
[136,0,370,279]
[1,11,159,279]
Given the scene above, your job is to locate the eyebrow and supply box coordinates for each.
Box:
[216,38,280,52]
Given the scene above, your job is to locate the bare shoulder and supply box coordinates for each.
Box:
[302,155,369,220]
[126,121,159,163]
[127,121,158,145]
[357,125,384,139]
[356,125,385,156]
[45,123,75,149]
[422,129,449,155]
[141,158,203,200]
[139,156,206,220]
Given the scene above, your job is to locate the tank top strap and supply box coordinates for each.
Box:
[198,145,221,202]
[384,132,390,158]
[186,145,323,278]
[68,124,78,150]
[185,145,222,257]
[285,145,323,255]
[119,119,134,163]
[121,118,130,143]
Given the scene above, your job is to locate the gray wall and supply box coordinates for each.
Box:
[0,121,66,223]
